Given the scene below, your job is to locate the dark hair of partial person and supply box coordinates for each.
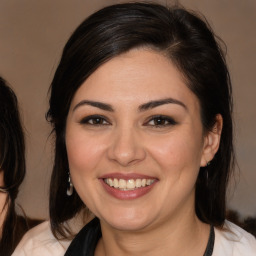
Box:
[46,2,234,239]
[0,77,27,255]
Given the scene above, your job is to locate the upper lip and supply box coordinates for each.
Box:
[99,172,158,180]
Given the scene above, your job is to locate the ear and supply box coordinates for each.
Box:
[200,114,223,167]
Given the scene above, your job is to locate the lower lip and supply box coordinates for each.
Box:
[100,179,157,200]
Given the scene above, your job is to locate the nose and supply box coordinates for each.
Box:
[107,127,146,166]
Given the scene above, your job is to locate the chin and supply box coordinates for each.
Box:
[107,219,150,232]
[99,208,154,232]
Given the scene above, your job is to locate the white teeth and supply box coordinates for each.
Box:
[127,179,135,189]
[147,179,154,185]
[104,178,155,190]
[119,179,126,189]
[135,179,142,188]
[113,178,118,188]
[107,178,113,187]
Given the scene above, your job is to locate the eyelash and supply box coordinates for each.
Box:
[79,115,177,128]
[144,115,177,127]
[79,115,110,126]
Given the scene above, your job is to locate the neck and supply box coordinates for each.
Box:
[96,209,210,256]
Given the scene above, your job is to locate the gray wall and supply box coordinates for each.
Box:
[0,0,255,219]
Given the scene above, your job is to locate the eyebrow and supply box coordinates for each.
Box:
[138,98,187,112]
[73,97,187,112]
[73,100,114,112]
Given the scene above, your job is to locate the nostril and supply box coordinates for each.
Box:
[106,130,146,166]
[107,143,146,166]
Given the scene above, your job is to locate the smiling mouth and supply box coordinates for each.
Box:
[103,178,156,191]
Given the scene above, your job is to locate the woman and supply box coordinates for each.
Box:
[13,2,256,255]
[0,77,28,255]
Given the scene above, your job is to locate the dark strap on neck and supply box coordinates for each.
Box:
[203,225,215,256]
[64,218,101,256]
[65,218,215,256]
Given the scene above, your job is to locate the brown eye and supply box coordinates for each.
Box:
[90,117,105,125]
[153,117,167,125]
[80,115,110,126]
[146,115,177,127]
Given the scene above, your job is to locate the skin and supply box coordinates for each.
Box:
[65,48,222,255]
[0,171,7,238]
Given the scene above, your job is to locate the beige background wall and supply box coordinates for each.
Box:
[0,0,255,219]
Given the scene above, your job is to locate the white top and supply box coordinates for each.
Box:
[12,211,89,256]
[12,220,256,255]
[214,221,256,255]
[12,221,69,256]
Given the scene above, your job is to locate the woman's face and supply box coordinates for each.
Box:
[66,49,215,232]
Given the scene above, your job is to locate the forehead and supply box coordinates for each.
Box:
[70,49,199,110]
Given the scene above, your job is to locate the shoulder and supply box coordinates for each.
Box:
[213,220,256,256]
[12,220,71,256]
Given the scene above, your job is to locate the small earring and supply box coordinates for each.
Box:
[0,187,8,193]
[205,169,209,186]
[67,172,73,196]
[207,161,211,166]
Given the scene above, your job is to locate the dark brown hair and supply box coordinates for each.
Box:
[0,77,27,255]
[47,2,234,239]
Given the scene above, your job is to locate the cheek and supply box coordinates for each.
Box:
[66,132,105,176]
[147,130,204,175]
